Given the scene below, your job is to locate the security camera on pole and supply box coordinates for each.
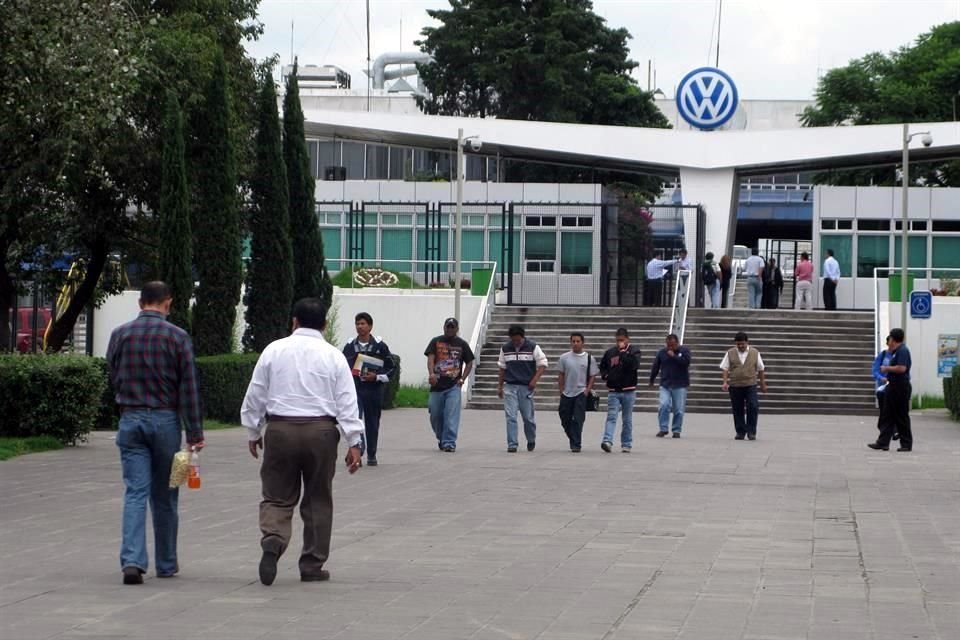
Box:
[900,124,932,334]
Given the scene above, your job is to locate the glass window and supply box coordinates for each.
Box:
[561,233,592,274]
[362,229,377,265]
[416,229,449,262]
[525,232,556,260]
[526,216,541,226]
[461,230,485,272]
[856,236,889,278]
[562,216,578,227]
[342,142,364,179]
[821,235,852,277]
[488,231,521,273]
[381,214,397,225]
[932,237,960,277]
[319,140,338,174]
[465,155,484,181]
[389,147,411,180]
[467,215,484,226]
[578,217,593,227]
[933,221,960,232]
[306,140,319,179]
[837,220,853,230]
[821,220,836,230]
[857,219,889,231]
[366,145,388,179]
[893,236,927,270]
[321,229,343,273]
[381,229,413,273]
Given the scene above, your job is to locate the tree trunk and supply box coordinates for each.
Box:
[44,237,108,353]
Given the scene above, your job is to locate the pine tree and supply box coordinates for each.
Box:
[158,90,193,331]
[283,59,333,305]
[191,51,243,355]
[243,75,294,352]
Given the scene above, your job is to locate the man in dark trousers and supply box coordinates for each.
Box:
[720,332,767,440]
[649,333,692,438]
[241,298,364,586]
[557,333,598,453]
[598,328,641,452]
[342,312,395,467]
[107,281,205,585]
[497,324,548,452]
[869,328,913,452]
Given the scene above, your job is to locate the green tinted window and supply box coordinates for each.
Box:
[488,231,520,273]
[381,230,413,273]
[932,237,960,277]
[561,233,592,274]
[821,235,852,277]
[856,236,889,278]
[525,231,556,260]
[892,236,927,270]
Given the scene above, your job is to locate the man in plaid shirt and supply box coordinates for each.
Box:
[107,281,204,585]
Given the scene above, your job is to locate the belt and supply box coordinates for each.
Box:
[267,415,336,423]
[120,405,175,413]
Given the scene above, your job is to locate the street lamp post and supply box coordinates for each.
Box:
[900,124,932,333]
[454,128,464,321]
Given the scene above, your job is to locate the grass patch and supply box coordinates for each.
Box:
[912,395,946,409]
[204,419,240,431]
[0,435,63,461]
[332,267,420,289]
[392,385,430,408]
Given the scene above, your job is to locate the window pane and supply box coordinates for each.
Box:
[306,140,319,179]
[366,145,388,179]
[525,231,556,260]
[932,237,960,277]
[488,231,521,272]
[857,219,888,231]
[381,229,413,273]
[821,235,852,277]
[319,141,338,173]
[465,155,484,181]
[342,142,364,179]
[417,230,449,262]
[321,229,343,272]
[892,236,927,270]
[561,233,592,274]
[856,236,889,278]
[389,147,411,180]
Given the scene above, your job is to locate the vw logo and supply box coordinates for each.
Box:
[676,67,739,130]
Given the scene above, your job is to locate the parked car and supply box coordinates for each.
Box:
[732,245,750,275]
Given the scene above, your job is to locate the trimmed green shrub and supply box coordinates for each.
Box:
[945,365,960,420]
[196,353,260,424]
[92,357,119,431]
[384,354,402,409]
[0,355,106,444]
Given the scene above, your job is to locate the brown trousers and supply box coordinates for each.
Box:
[260,419,339,575]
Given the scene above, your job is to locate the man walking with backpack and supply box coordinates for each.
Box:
[701,252,721,308]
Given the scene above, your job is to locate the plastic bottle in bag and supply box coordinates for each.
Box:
[187,450,201,489]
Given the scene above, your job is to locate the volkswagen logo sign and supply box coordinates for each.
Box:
[676,67,739,130]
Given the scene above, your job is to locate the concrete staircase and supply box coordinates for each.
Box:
[468,305,877,415]
[730,276,796,309]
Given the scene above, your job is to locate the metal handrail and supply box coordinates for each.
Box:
[727,270,738,308]
[669,269,692,343]
[464,261,498,403]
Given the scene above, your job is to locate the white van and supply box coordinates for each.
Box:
[732,245,750,275]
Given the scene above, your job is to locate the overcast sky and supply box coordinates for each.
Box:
[247,0,960,100]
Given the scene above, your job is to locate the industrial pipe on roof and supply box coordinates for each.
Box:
[372,52,433,89]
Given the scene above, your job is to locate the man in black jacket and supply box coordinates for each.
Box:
[598,328,641,453]
[342,312,395,466]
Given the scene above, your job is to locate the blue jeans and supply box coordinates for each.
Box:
[728,385,759,436]
[503,384,536,448]
[116,409,182,575]
[707,282,721,308]
[747,276,762,309]
[658,386,688,433]
[603,390,635,448]
[428,386,462,449]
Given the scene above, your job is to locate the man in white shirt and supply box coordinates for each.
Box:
[822,248,841,310]
[676,248,692,272]
[645,254,673,306]
[743,248,766,309]
[719,331,767,440]
[241,298,364,586]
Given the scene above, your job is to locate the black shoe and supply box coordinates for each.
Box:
[892,433,900,441]
[601,442,612,453]
[656,431,667,438]
[122,566,143,585]
[672,433,681,438]
[747,434,756,441]
[621,447,631,453]
[867,442,889,451]
[734,434,745,440]
[570,447,581,453]
[507,447,517,453]
[438,442,443,451]
[527,443,535,452]
[301,569,331,582]
[259,543,281,586]
[442,446,455,452]
[367,457,378,467]
[897,447,912,452]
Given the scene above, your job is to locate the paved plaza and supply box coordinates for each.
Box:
[1,407,959,640]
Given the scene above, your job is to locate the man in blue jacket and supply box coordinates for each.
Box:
[649,334,692,438]
[871,335,897,440]
[343,312,395,466]
[869,328,912,452]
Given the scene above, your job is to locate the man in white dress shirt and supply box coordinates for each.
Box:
[644,253,674,307]
[822,248,841,310]
[241,298,364,586]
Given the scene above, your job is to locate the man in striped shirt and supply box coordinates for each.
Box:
[107,281,204,585]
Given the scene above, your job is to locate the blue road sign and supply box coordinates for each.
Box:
[910,290,932,319]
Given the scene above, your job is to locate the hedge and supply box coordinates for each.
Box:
[196,353,261,423]
[945,364,960,420]
[0,355,106,444]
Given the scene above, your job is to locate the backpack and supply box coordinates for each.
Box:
[701,262,717,286]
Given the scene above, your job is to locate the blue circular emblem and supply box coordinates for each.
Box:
[675,67,739,130]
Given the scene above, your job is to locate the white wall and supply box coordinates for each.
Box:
[92,291,140,356]
[880,299,960,398]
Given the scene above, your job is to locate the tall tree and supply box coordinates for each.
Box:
[802,22,960,186]
[192,51,243,355]
[158,91,193,331]
[415,0,667,187]
[283,59,333,305]
[244,75,294,352]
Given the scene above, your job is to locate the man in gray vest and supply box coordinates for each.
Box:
[719,332,767,440]
[497,325,548,452]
